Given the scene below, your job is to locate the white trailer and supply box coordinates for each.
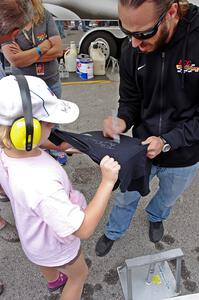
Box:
[43,0,126,60]
[43,0,199,60]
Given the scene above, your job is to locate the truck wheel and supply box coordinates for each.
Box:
[79,31,118,61]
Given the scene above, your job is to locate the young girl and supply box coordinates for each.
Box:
[2,0,68,165]
[0,75,120,300]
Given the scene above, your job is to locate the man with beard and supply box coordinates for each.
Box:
[0,0,33,294]
[95,0,199,257]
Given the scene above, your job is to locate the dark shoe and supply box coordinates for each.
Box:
[149,221,164,243]
[0,280,4,295]
[0,188,9,202]
[0,193,9,202]
[95,234,115,257]
[0,222,19,242]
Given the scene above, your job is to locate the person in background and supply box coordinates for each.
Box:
[2,0,68,165]
[71,20,80,30]
[71,20,89,32]
[0,0,34,294]
[95,0,199,257]
[0,0,33,44]
[0,196,19,242]
[0,75,120,299]
[81,20,90,32]
[0,48,5,70]
[55,20,66,39]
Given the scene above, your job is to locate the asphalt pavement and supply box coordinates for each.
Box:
[0,70,199,300]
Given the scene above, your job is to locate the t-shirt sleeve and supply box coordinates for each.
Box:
[35,189,85,238]
[45,9,60,38]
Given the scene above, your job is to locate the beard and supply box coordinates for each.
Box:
[153,23,170,50]
[138,22,170,53]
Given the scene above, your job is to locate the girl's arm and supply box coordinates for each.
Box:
[40,139,71,151]
[74,156,120,240]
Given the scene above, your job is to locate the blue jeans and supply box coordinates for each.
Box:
[105,163,199,240]
[48,81,62,129]
[49,80,62,99]
[55,20,66,39]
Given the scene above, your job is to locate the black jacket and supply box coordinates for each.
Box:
[118,4,199,167]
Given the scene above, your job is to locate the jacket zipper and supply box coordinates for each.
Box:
[159,52,165,135]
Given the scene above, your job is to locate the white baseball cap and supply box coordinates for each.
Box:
[0,75,79,126]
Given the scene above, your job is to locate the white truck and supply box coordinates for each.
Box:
[43,0,126,60]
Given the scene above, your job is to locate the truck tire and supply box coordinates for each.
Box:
[79,31,118,61]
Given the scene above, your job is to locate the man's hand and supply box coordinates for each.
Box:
[103,116,126,138]
[142,136,164,159]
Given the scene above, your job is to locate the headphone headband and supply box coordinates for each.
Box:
[15,75,33,151]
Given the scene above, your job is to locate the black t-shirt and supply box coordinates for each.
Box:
[49,129,152,196]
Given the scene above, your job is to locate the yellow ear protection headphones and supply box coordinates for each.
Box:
[10,75,41,151]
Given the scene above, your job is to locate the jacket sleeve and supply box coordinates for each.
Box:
[117,45,142,131]
[162,111,199,150]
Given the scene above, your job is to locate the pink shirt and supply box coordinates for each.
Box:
[0,149,86,267]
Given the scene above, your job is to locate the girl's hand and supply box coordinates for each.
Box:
[65,147,82,154]
[100,155,120,185]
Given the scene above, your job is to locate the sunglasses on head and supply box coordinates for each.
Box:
[119,8,169,40]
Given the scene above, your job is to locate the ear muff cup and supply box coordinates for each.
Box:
[10,117,41,150]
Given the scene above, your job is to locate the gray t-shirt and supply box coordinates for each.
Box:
[7,9,60,87]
